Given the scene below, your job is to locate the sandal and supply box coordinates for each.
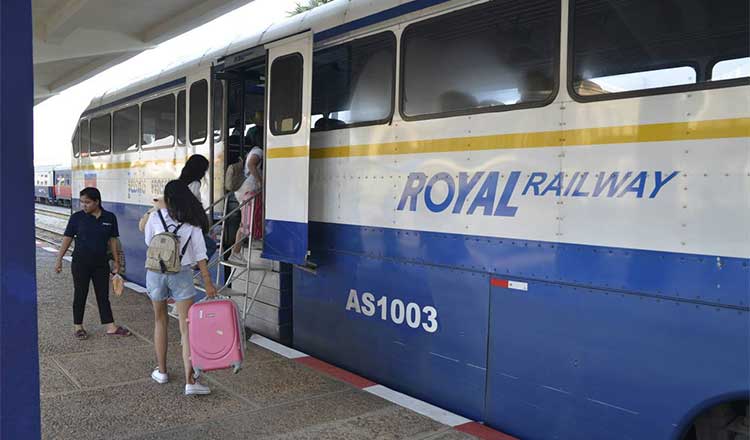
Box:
[105,326,131,337]
[74,329,88,340]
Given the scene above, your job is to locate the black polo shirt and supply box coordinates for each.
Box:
[64,209,119,265]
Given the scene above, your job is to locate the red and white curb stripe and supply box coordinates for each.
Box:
[248,334,519,440]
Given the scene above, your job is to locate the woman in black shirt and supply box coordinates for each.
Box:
[55,187,130,340]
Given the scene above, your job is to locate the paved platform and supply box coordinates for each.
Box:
[36,244,514,440]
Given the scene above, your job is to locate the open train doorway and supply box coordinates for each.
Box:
[215,50,268,268]
[217,31,314,267]
[222,56,266,168]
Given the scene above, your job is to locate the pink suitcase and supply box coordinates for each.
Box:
[188,299,244,376]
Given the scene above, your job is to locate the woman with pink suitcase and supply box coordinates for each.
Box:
[143,180,217,396]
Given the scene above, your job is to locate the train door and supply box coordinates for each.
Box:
[211,76,225,214]
[262,32,313,265]
[185,70,217,210]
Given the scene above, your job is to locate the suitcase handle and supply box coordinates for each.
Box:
[195,294,230,303]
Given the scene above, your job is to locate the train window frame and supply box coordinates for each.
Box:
[112,104,140,154]
[79,119,90,157]
[72,125,80,158]
[89,113,112,156]
[311,31,397,132]
[269,53,304,136]
[398,0,561,122]
[567,0,750,103]
[190,80,208,145]
[212,79,224,142]
[141,93,176,150]
[177,90,186,146]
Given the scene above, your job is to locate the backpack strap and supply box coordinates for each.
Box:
[158,209,185,234]
[180,235,192,260]
[157,209,193,264]
[157,209,170,232]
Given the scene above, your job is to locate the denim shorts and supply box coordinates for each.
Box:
[146,267,196,302]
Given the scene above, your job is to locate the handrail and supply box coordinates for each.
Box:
[207,193,257,234]
[195,192,260,282]
[193,190,267,322]
[204,194,227,219]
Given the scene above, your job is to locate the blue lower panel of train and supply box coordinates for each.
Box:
[294,249,490,421]
[487,278,748,439]
[294,221,750,440]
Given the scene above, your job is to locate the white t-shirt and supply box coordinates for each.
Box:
[234,147,263,200]
[187,180,203,208]
[144,209,207,266]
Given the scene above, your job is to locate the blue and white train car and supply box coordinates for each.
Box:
[71,0,750,438]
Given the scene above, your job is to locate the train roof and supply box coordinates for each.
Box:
[81,0,457,117]
[34,165,68,173]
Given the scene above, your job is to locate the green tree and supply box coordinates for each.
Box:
[289,0,335,16]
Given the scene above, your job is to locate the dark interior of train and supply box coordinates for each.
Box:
[222,58,267,167]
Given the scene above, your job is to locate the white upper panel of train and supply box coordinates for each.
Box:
[73,0,750,261]
[82,0,452,112]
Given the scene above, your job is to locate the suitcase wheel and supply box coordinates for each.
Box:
[193,368,202,379]
[232,363,241,374]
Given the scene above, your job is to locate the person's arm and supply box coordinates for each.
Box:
[109,215,121,275]
[56,216,77,273]
[144,211,155,245]
[191,227,215,297]
[248,154,262,190]
[108,238,120,275]
[54,236,73,273]
[138,209,151,232]
[197,260,217,297]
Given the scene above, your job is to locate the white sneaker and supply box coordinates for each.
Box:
[185,381,211,395]
[151,368,168,384]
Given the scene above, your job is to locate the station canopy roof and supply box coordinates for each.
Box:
[32,0,255,104]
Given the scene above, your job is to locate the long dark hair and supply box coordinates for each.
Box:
[178,155,209,185]
[79,187,102,208]
[163,180,208,233]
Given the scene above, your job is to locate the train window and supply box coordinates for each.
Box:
[270,54,303,135]
[141,94,175,149]
[79,119,89,157]
[190,80,208,144]
[401,0,559,119]
[72,126,80,157]
[213,80,223,142]
[113,105,139,153]
[570,0,750,100]
[712,58,750,81]
[90,115,111,155]
[177,91,186,145]
[576,66,698,96]
[312,32,395,131]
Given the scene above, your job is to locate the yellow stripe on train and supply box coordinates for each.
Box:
[72,118,750,170]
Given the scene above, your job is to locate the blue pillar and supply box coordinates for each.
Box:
[0,0,41,438]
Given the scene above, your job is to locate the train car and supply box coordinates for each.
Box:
[34,166,55,204]
[70,1,750,439]
[53,168,72,207]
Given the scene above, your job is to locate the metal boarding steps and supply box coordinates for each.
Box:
[169,192,292,344]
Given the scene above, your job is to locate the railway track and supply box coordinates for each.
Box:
[35,206,68,248]
[35,206,70,219]
[35,225,66,246]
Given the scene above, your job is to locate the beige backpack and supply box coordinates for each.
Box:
[225,156,246,192]
[145,211,191,273]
